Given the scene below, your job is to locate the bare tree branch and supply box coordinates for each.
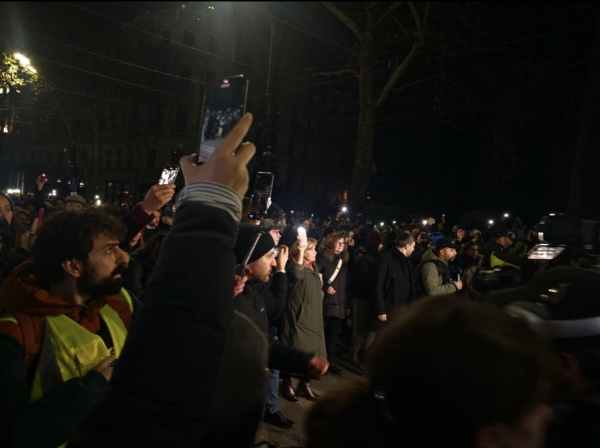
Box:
[376,22,424,107]
[376,1,404,25]
[316,67,359,78]
[423,1,431,32]
[322,2,364,42]
[408,2,424,38]
[387,14,409,39]
[392,75,447,95]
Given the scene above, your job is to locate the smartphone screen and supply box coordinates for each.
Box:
[199,75,249,163]
[248,172,274,221]
[158,165,180,185]
[298,227,308,246]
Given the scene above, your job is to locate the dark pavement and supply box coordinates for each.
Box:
[255,338,364,447]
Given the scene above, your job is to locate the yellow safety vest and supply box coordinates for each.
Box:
[489,252,521,270]
[0,288,133,448]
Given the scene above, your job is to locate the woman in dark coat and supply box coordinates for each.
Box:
[317,232,349,375]
[282,237,327,401]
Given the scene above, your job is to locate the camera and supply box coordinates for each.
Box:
[527,214,600,260]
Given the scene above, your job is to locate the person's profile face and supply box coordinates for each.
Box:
[407,241,416,257]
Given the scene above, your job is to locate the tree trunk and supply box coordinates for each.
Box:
[568,14,600,219]
[349,103,376,203]
[349,16,377,205]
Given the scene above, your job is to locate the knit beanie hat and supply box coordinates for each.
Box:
[366,229,383,247]
[234,224,275,265]
[66,194,86,206]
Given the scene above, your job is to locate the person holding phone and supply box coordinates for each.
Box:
[281,235,328,401]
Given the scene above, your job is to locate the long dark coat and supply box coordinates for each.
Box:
[318,249,349,319]
[281,260,327,358]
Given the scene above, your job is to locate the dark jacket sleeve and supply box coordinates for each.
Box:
[68,199,237,448]
[267,335,312,373]
[0,334,108,448]
[372,253,390,316]
[33,188,48,214]
[122,258,144,300]
[120,204,153,250]
[263,271,288,321]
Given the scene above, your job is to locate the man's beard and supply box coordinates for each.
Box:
[77,262,127,299]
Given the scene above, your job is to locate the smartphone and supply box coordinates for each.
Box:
[248,172,274,221]
[39,174,47,183]
[199,75,250,162]
[298,227,308,246]
[158,165,180,185]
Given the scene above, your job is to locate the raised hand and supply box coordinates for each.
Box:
[180,113,256,198]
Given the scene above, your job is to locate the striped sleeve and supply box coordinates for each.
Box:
[177,181,242,223]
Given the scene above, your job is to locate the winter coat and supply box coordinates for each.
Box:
[372,247,415,317]
[417,249,457,296]
[318,248,349,319]
[131,248,156,292]
[0,259,141,448]
[281,260,327,358]
[349,245,378,302]
[234,274,312,373]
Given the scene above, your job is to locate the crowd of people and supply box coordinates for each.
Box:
[202,108,243,142]
[0,113,599,448]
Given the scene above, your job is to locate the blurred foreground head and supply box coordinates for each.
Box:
[306,297,556,448]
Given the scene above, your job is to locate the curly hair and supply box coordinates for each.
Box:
[32,208,126,288]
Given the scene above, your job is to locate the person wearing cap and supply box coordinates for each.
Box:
[416,237,463,296]
[479,226,538,273]
[233,224,329,429]
[65,194,86,211]
[485,267,600,448]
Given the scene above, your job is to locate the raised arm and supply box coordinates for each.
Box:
[68,114,256,448]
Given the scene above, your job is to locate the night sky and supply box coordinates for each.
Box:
[1,1,598,225]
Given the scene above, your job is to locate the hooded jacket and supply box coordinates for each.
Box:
[0,259,140,448]
[417,249,457,296]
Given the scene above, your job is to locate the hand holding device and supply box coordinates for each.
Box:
[140,184,176,214]
[182,113,255,198]
[158,165,180,185]
[36,174,47,191]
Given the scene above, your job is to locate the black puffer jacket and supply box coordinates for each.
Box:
[318,249,349,319]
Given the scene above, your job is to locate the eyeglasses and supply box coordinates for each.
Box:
[335,242,345,246]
